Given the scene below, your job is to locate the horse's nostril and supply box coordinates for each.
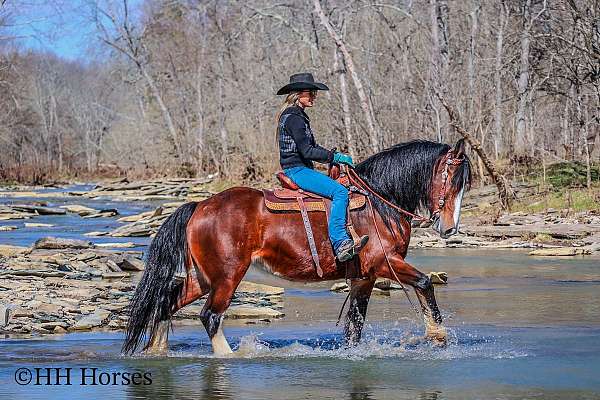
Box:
[443,227,454,236]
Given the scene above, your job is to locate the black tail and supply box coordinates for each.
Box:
[121,201,198,354]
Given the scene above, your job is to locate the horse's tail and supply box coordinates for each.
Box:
[121,201,198,355]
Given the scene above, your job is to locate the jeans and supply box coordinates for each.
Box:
[284,166,350,251]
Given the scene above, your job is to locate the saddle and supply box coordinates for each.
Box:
[262,166,366,279]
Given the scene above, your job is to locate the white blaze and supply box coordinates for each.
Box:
[452,187,465,230]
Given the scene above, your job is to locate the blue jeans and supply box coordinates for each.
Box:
[284,166,350,251]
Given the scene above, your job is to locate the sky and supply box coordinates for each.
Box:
[2,0,143,61]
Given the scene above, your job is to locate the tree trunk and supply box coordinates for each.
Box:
[217,50,228,169]
[515,0,532,152]
[195,63,205,171]
[494,2,508,159]
[313,0,380,152]
[140,66,182,160]
[334,47,353,157]
[428,0,451,142]
[467,0,480,120]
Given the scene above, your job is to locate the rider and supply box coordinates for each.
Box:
[276,72,368,262]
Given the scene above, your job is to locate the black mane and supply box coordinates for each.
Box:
[354,140,471,229]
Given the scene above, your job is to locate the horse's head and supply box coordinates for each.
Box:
[429,139,471,238]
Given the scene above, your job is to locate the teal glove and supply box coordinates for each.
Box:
[333,152,354,167]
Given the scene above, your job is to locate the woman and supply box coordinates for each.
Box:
[276,72,368,262]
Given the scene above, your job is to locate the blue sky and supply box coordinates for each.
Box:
[3,0,143,61]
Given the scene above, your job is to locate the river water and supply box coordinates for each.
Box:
[1,249,599,399]
[1,191,600,399]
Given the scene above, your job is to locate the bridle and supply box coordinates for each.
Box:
[346,150,465,224]
[429,151,465,222]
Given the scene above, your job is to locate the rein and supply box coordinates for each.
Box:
[347,168,431,222]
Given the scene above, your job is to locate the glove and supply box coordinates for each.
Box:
[333,152,354,167]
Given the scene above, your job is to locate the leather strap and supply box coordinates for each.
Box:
[297,196,323,277]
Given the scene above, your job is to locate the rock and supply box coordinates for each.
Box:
[117,210,155,223]
[74,252,97,262]
[237,281,284,295]
[9,306,32,318]
[53,326,68,333]
[84,231,109,237]
[118,257,145,271]
[0,270,67,278]
[0,244,30,257]
[11,204,66,215]
[72,309,111,330]
[374,278,403,291]
[59,204,98,216]
[37,303,63,314]
[427,271,448,284]
[24,222,54,228]
[33,237,93,250]
[529,247,592,256]
[0,225,17,231]
[0,303,13,326]
[102,272,129,279]
[226,306,284,319]
[40,321,70,330]
[95,242,136,248]
[330,282,349,292]
[104,260,123,272]
[82,209,119,218]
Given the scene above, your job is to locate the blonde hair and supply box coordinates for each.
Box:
[275,92,300,142]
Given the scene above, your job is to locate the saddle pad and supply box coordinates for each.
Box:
[263,189,366,212]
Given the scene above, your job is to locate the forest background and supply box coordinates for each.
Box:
[0,0,598,197]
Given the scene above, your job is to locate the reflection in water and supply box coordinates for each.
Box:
[123,358,232,400]
[348,363,374,400]
[418,391,440,400]
[201,361,232,400]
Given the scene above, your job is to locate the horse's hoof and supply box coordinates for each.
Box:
[425,327,448,347]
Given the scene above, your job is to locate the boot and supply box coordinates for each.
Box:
[336,235,369,262]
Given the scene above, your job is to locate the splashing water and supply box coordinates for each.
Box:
[167,324,529,361]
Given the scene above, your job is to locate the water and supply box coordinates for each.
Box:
[0,186,158,249]
[1,189,600,398]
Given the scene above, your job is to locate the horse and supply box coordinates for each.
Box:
[122,139,472,356]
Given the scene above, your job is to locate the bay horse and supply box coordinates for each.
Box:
[122,139,471,356]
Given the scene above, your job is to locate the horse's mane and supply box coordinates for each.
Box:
[354,140,472,229]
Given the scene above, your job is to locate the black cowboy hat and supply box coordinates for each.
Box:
[277,72,329,95]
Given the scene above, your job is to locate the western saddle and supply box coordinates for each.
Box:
[262,165,366,278]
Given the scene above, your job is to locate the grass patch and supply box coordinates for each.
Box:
[512,186,600,213]
[545,162,600,188]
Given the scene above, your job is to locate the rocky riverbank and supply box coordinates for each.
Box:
[0,237,285,337]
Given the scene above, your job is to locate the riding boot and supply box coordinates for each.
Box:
[335,235,369,262]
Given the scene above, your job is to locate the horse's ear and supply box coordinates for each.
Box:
[453,138,466,157]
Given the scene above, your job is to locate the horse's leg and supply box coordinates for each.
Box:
[144,320,171,355]
[344,278,376,345]
[199,281,237,356]
[379,256,447,345]
[144,267,206,355]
